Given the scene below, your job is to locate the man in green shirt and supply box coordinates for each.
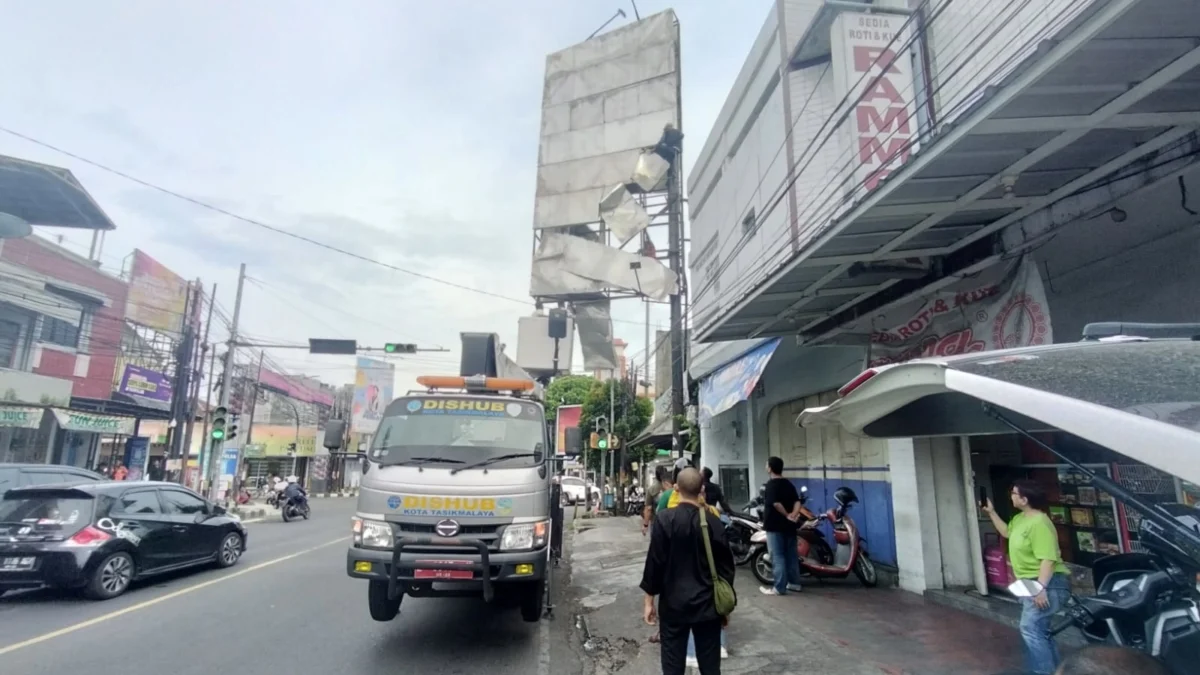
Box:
[983,479,1071,675]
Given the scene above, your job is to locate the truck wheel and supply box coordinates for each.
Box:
[368,580,402,621]
[519,580,545,623]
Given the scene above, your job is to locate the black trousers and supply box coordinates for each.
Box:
[660,617,722,675]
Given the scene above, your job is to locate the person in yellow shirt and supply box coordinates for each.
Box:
[982,479,1070,675]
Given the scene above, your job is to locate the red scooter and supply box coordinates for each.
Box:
[750,486,878,587]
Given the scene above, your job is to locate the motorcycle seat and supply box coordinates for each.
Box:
[728,510,760,521]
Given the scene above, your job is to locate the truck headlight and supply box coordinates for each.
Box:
[500,521,549,551]
[352,518,393,549]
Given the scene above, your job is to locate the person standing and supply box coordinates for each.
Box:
[701,468,734,521]
[982,479,1071,675]
[641,468,735,675]
[643,466,668,536]
[112,462,129,481]
[759,456,804,596]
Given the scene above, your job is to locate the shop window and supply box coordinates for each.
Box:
[39,317,79,349]
[719,466,750,509]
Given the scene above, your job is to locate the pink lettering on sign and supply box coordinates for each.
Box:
[847,25,916,192]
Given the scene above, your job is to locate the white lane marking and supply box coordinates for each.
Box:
[0,536,349,656]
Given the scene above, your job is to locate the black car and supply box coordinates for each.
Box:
[0,481,247,600]
[0,463,103,498]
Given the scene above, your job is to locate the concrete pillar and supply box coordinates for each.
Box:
[888,437,944,593]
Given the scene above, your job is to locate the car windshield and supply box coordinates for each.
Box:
[562,477,584,487]
[0,493,94,533]
[952,341,1200,433]
[370,397,545,468]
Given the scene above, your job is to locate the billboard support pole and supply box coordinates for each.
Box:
[213,263,245,502]
[168,282,198,484]
[181,279,215,488]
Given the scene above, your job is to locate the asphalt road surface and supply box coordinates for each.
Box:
[0,498,583,675]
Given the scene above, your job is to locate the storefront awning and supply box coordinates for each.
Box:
[52,408,137,435]
[697,338,780,424]
[698,0,1200,345]
[0,405,46,429]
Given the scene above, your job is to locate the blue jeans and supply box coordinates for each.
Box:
[766,530,802,594]
[1018,573,1070,675]
[686,628,725,658]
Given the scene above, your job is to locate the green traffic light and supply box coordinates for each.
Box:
[597,438,608,449]
[211,429,225,440]
[384,344,396,353]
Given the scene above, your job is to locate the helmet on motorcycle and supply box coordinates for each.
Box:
[834,487,859,506]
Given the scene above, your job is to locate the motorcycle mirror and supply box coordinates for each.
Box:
[1007,579,1044,597]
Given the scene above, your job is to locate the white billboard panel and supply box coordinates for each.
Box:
[533,10,680,230]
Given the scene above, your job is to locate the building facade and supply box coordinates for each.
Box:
[688,0,1200,594]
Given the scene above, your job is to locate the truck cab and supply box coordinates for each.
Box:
[346,372,553,623]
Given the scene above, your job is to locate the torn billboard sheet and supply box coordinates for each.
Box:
[631,151,669,192]
[574,300,617,370]
[531,233,678,300]
[533,10,681,230]
[599,185,650,246]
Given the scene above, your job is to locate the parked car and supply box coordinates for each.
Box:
[0,481,247,600]
[558,476,601,505]
[0,464,103,498]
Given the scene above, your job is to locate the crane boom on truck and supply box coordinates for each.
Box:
[344,332,555,623]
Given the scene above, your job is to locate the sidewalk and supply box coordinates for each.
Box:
[569,515,1023,675]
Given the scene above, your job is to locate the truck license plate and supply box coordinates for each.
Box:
[1,556,35,571]
[414,569,473,580]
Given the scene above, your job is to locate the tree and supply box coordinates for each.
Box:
[543,375,595,422]
[579,379,653,474]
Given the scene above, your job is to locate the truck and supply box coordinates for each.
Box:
[345,333,554,623]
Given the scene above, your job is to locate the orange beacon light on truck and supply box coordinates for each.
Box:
[416,375,536,392]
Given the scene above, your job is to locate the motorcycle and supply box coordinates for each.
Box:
[750,486,877,587]
[281,492,311,522]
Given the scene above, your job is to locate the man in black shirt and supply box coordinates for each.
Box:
[640,468,735,675]
[701,467,734,518]
[760,456,804,596]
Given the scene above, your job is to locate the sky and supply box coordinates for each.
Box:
[0,0,773,396]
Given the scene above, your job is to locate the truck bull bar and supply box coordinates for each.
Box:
[387,536,493,602]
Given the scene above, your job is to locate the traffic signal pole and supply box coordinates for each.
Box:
[209,263,245,502]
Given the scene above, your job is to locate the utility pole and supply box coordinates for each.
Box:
[211,263,245,501]
[168,282,198,484]
[181,280,215,487]
[665,126,686,457]
[199,343,217,491]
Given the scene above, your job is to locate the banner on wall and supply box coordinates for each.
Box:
[352,357,395,434]
[698,338,781,424]
[125,249,190,333]
[865,258,1053,367]
[51,409,137,435]
[115,364,174,410]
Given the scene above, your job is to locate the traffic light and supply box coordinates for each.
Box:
[226,414,239,442]
[608,434,620,450]
[383,343,417,354]
[210,406,228,441]
[597,435,608,450]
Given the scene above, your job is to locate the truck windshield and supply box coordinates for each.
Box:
[369,410,544,468]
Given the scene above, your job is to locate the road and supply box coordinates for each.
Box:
[0,498,584,675]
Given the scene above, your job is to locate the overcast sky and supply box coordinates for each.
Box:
[0,0,771,394]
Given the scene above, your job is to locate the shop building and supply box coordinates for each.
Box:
[687,0,1200,595]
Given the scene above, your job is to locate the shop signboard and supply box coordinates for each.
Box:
[0,406,45,429]
[51,409,137,435]
[866,259,1052,368]
[249,425,319,457]
[242,443,266,458]
[116,365,173,408]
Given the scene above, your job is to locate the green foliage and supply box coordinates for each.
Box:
[543,375,595,422]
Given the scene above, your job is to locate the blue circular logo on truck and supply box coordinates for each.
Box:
[406,400,422,412]
[387,495,401,509]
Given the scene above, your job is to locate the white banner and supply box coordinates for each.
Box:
[867,258,1052,368]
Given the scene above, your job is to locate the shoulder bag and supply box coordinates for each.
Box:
[698,508,737,617]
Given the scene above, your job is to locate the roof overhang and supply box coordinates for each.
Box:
[699,0,1200,345]
[798,363,1200,486]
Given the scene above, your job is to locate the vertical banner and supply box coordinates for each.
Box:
[352,357,395,434]
[123,436,150,481]
[830,11,920,195]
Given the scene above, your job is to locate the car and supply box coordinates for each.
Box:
[0,464,103,498]
[797,322,1200,487]
[0,480,247,600]
[558,476,601,505]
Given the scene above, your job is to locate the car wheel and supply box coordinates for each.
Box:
[368,580,402,621]
[215,532,243,568]
[84,552,135,600]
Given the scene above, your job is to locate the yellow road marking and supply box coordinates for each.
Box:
[0,536,349,656]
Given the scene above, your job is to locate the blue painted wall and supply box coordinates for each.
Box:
[785,467,897,568]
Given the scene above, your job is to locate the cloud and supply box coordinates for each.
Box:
[0,0,776,394]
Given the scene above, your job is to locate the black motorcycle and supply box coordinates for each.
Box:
[281,493,311,522]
